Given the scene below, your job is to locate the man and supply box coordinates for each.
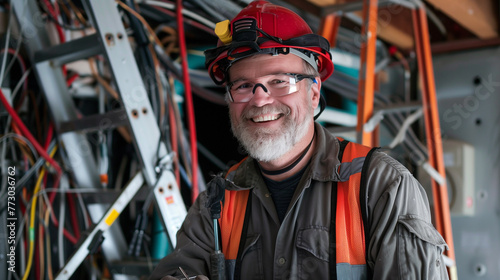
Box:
[151,1,449,279]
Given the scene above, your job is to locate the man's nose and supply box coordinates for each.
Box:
[250,83,273,106]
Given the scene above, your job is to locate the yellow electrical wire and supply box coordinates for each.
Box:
[44,206,54,279]
[22,168,46,280]
[22,145,57,280]
[38,202,45,280]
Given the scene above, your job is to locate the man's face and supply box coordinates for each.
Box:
[227,54,321,162]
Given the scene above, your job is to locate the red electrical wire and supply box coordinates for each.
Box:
[43,123,54,151]
[42,0,65,44]
[50,212,78,244]
[0,89,62,176]
[42,0,67,76]
[66,73,79,87]
[66,193,81,240]
[176,0,199,202]
[0,89,79,244]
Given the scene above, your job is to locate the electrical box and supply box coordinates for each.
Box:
[419,139,475,216]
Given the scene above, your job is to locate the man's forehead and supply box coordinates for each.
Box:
[228,54,304,80]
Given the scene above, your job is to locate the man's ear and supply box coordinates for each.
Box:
[310,77,322,109]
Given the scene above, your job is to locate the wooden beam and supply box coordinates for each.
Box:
[281,0,356,17]
[279,0,323,16]
[425,0,498,39]
[287,0,416,49]
[431,36,500,54]
[353,7,414,49]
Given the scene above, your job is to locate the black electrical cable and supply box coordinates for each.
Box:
[323,70,428,164]
[38,1,90,31]
[120,0,162,123]
[186,0,243,21]
[138,3,215,35]
[154,46,226,105]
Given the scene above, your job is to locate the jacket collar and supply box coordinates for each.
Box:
[307,122,343,182]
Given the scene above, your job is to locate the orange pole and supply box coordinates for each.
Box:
[319,13,342,48]
[356,0,378,146]
[412,7,457,279]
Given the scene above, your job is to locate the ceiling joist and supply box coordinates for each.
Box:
[425,0,498,39]
[283,0,499,50]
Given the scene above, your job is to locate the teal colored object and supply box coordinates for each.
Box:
[187,47,207,70]
[342,98,358,115]
[151,209,173,259]
[332,64,358,115]
[334,64,359,80]
[173,46,211,115]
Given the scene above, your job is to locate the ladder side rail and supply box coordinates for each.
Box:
[82,0,187,244]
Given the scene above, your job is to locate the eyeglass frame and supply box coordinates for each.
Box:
[225,73,317,103]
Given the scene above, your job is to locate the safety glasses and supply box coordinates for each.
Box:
[226,73,316,103]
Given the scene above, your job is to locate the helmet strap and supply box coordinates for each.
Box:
[289,48,318,73]
[314,94,326,120]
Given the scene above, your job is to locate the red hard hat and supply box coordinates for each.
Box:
[204,0,334,85]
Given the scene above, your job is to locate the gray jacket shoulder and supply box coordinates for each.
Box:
[363,150,449,279]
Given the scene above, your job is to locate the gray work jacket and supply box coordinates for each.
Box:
[150,123,449,280]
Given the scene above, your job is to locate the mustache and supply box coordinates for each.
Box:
[242,104,291,119]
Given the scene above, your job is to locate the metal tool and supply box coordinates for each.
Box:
[205,174,228,280]
[179,267,190,280]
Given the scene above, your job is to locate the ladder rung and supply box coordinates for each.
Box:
[374,101,422,115]
[34,34,103,66]
[59,109,128,133]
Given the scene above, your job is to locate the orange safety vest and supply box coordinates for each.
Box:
[219,138,377,279]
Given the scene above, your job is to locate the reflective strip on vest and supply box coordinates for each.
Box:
[337,263,367,280]
[219,140,372,279]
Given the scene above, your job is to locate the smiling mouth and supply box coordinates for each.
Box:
[251,114,282,123]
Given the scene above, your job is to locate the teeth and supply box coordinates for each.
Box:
[252,114,279,122]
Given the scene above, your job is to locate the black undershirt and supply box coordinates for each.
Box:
[262,165,308,223]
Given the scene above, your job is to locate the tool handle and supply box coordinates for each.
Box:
[210,251,226,280]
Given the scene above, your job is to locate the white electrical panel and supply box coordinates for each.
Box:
[419,139,475,216]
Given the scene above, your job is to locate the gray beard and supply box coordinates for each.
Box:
[230,104,311,162]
